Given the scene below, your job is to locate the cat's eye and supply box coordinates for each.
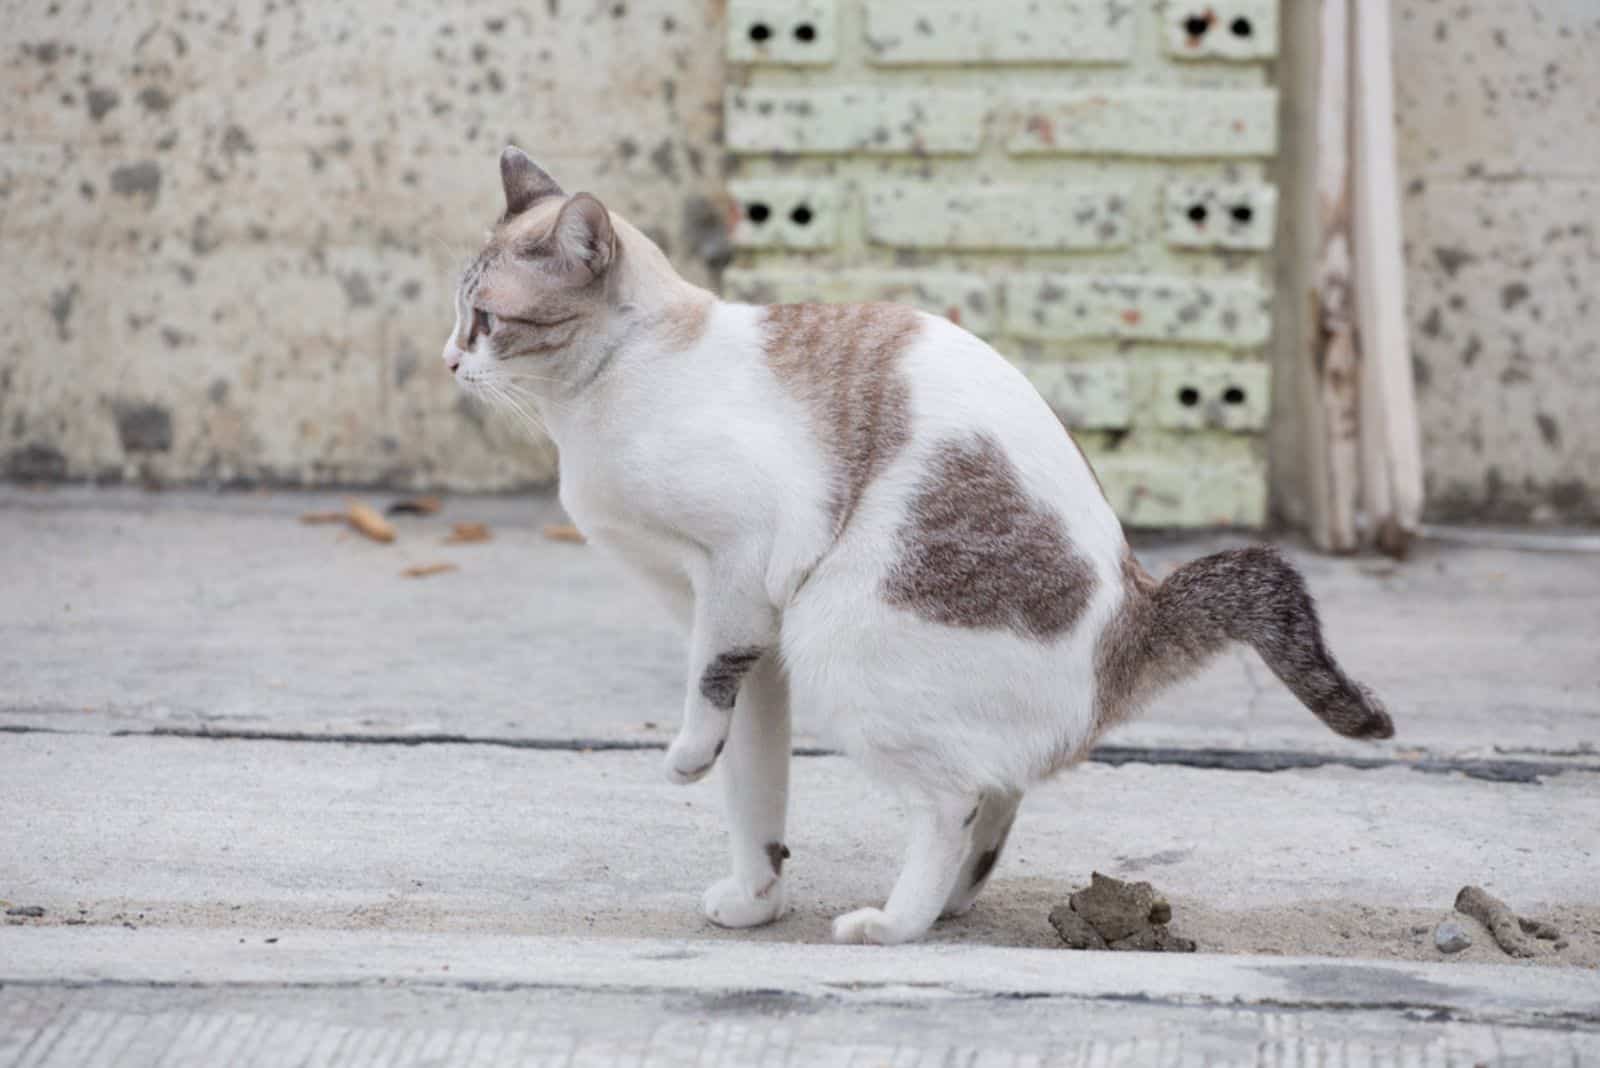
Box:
[469,307,495,345]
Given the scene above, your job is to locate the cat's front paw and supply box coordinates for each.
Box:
[663,734,724,785]
[832,907,914,946]
[702,876,786,928]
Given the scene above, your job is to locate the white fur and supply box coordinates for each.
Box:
[446,201,1132,945]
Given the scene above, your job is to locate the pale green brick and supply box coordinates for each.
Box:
[727,180,841,249]
[865,183,1132,251]
[1138,359,1272,431]
[864,0,1133,66]
[1164,182,1278,250]
[727,0,836,65]
[1096,456,1268,528]
[725,89,984,155]
[1166,1,1279,61]
[721,269,995,332]
[1007,89,1278,158]
[1015,359,1130,429]
[1005,274,1271,347]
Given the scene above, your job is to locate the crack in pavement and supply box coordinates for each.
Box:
[3,723,1592,783]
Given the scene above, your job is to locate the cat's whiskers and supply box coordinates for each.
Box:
[477,375,554,440]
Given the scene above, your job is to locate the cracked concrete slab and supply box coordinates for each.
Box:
[2,957,1596,1067]
[2,487,1597,767]
[1,735,1596,964]
[2,487,1598,1057]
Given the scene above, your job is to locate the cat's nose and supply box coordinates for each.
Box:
[442,344,462,374]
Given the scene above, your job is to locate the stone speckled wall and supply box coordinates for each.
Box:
[721,1,1283,527]
[2,0,727,490]
[1394,0,1600,525]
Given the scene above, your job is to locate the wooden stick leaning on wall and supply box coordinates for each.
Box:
[1311,0,1361,552]
[1305,0,1424,555]
[1350,0,1425,555]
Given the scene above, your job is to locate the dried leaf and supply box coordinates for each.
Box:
[401,563,458,579]
[387,496,442,516]
[542,523,586,544]
[446,522,492,544]
[346,501,396,544]
[299,511,348,525]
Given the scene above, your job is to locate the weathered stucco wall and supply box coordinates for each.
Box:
[2,0,727,490]
[1394,0,1600,524]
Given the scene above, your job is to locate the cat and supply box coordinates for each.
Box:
[441,146,1394,945]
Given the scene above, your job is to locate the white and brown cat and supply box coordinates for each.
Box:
[441,147,1394,945]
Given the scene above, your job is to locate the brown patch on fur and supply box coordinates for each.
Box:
[761,303,922,536]
[883,433,1097,641]
[699,647,765,711]
[1093,545,1394,740]
[765,841,790,877]
[656,296,712,351]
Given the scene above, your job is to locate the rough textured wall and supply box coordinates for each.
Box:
[1,0,726,490]
[721,1,1284,528]
[1395,1,1600,524]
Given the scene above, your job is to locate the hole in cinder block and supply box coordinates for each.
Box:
[1187,204,1209,224]
[748,22,772,42]
[1178,387,1201,408]
[1183,14,1211,37]
[1230,16,1253,37]
[1223,386,1247,405]
[746,202,771,224]
[793,22,817,42]
[789,204,813,226]
[1230,204,1254,223]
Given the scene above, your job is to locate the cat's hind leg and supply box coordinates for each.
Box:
[941,790,1021,918]
[832,786,978,945]
[701,653,792,928]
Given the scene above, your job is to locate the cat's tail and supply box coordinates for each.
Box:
[1101,546,1393,739]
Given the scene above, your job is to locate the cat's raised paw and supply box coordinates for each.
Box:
[702,876,786,928]
[832,907,913,945]
[663,736,722,785]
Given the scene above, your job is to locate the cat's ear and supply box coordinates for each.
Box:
[550,193,616,282]
[500,145,563,216]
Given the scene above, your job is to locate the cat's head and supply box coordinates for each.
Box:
[441,147,620,401]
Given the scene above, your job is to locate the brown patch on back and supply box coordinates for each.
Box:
[762,303,922,535]
[656,296,712,351]
[883,432,1097,641]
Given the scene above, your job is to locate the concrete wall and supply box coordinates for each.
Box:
[2,0,727,490]
[1394,0,1600,525]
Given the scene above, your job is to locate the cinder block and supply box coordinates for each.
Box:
[864,0,1134,65]
[1097,456,1269,527]
[1005,274,1271,347]
[1007,89,1278,157]
[726,180,842,249]
[721,269,995,333]
[1164,182,1278,250]
[1016,360,1130,428]
[865,183,1132,250]
[725,89,985,155]
[1165,1,1279,61]
[1140,360,1272,431]
[727,0,837,65]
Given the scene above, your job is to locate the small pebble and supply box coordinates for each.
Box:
[6,906,45,918]
[1434,919,1472,954]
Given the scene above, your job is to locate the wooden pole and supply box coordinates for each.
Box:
[1350,0,1425,553]
[1311,0,1361,552]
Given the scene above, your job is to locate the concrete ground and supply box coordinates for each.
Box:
[2,486,1598,1064]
